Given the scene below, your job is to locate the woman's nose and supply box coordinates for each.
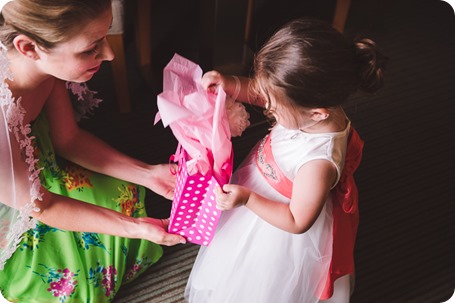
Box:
[97,37,115,62]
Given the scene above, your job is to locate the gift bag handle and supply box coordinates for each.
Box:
[169,143,185,175]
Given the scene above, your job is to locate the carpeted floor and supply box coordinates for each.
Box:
[82,0,455,302]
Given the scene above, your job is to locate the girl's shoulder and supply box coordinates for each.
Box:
[272,121,350,143]
[271,123,350,180]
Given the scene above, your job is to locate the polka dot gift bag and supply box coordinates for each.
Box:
[154,54,249,245]
[168,145,232,245]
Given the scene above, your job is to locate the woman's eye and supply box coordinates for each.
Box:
[84,46,98,55]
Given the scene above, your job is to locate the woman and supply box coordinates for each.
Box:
[0,0,184,302]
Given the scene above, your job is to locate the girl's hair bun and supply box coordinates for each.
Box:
[354,38,389,93]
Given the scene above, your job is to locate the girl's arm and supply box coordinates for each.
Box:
[200,71,265,107]
[216,159,337,234]
[44,79,175,200]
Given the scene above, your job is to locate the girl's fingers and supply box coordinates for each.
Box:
[222,184,232,193]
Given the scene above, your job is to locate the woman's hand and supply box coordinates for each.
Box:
[215,184,251,210]
[146,163,177,200]
[137,217,186,246]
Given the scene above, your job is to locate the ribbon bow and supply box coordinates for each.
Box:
[333,128,364,214]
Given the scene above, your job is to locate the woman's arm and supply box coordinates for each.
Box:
[44,79,175,200]
[34,189,185,245]
[216,159,337,234]
[1,139,184,245]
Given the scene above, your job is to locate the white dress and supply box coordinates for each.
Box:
[185,123,351,303]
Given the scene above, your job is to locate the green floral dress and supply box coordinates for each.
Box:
[0,113,163,303]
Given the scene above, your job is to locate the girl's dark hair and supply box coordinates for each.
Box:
[252,18,388,109]
[0,0,112,50]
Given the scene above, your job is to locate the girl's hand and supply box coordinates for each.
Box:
[146,163,177,200]
[137,217,186,246]
[215,184,251,210]
[201,70,228,94]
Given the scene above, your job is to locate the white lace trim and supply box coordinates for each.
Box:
[66,82,102,121]
[0,42,103,270]
[0,42,40,270]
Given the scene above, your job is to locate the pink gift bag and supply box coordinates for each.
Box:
[168,146,229,245]
[155,54,234,245]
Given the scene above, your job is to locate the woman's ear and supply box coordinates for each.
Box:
[12,34,39,60]
[310,108,330,121]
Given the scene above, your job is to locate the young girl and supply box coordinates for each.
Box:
[0,0,184,302]
[185,18,387,302]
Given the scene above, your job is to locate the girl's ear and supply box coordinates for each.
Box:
[13,34,40,60]
[310,108,330,121]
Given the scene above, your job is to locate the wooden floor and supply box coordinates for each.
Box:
[81,0,455,302]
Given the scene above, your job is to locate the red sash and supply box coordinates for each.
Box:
[256,128,364,299]
[256,134,294,198]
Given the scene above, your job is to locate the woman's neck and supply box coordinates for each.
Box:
[6,51,51,93]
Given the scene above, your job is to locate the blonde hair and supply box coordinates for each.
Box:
[0,0,111,50]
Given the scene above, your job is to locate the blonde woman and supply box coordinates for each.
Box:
[0,1,184,301]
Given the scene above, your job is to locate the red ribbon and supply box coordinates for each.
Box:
[332,129,364,214]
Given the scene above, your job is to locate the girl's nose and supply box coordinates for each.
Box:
[97,37,115,62]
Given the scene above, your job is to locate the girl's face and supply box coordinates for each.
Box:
[35,8,114,83]
[266,92,312,130]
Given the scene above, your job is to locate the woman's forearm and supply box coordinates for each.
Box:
[54,128,152,188]
[33,189,185,246]
[54,127,176,200]
[35,190,142,238]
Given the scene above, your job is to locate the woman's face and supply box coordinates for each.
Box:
[35,8,114,83]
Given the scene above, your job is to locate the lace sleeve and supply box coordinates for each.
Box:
[66,81,102,121]
[0,42,40,270]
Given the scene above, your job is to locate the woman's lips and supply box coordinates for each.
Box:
[88,65,101,73]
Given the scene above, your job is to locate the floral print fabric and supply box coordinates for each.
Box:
[0,113,163,302]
